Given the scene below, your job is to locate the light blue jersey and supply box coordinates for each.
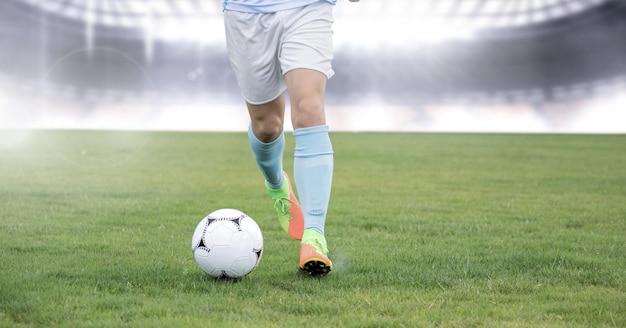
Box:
[223,0,336,13]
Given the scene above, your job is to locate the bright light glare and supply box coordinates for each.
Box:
[144,15,476,47]
[96,12,474,47]
[0,130,31,148]
[0,90,32,147]
[423,105,550,133]
[333,17,475,49]
[566,93,626,134]
[147,15,475,48]
[327,96,419,132]
[151,17,227,44]
[18,0,612,46]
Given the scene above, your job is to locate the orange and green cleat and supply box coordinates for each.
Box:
[266,172,304,240]
[299,229,332,276]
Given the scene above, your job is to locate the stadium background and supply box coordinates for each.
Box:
[1,0,625,133]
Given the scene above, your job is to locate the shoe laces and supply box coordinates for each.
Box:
[273,197,290,216]
[304,236,328,255]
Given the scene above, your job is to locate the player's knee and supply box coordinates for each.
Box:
[253,120,283,143]
[292,96,324,127]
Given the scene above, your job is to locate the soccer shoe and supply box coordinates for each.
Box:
[266,172,304,240]
[299,229,332,276]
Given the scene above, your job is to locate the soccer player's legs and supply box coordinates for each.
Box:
[284,71,332,246]
[247,111,285,189]
[244,85,305,241]
[292,124,334,274]
[225,10,304,240]
[281,3,335,274]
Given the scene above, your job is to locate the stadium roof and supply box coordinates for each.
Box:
[1,0,624,98]
[6,0,616,43]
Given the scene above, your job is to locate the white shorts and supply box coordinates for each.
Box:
[224,2,335,105]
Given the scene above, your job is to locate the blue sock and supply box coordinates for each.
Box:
[293,125,334,236]
[248,125,284,189]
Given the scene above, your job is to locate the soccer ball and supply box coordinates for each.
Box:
[191,208,263,279]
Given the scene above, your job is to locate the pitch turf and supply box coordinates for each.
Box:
[0,130,624,327]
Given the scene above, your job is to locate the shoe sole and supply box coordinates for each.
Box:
[300,259,332,276]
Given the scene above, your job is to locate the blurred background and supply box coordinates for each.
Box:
[0,0,625,133]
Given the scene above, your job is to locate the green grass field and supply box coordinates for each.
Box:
[0,130,624,327]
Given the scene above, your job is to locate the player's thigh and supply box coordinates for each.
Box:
[280,2,335,81]
[284,68,327,104]
[223,10,286,105]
